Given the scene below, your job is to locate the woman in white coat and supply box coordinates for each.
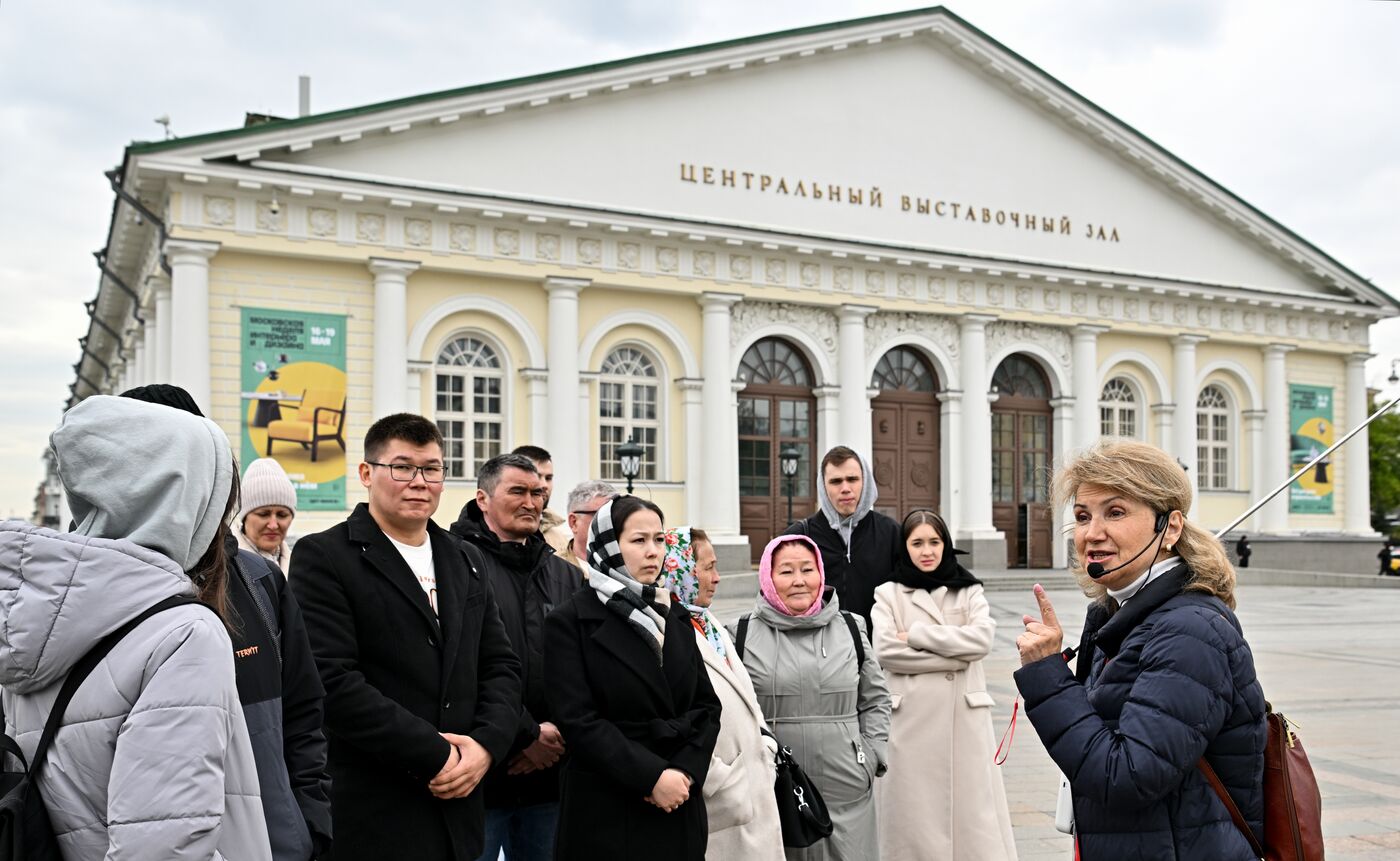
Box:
[872,510,1017,861]
[661,527,785,861]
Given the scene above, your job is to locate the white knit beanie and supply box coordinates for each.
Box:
[239,458,298,524]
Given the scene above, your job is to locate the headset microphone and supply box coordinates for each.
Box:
[1085,512,1170,580]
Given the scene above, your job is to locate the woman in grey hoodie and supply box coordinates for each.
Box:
[0,396,272,861]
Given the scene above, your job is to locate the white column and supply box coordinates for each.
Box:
[368,258,419,421]
[678,379,704,525]
[1152,402,1175,451]
[939,389,963,529]
[543,277,588,496]
[698,293,742,536]
[1171,335,1204,473]
[1260,344,1295,533]
[131,335,146,389]
[1072,325,1107,451]
[958,315,998,537]
[405,360,432,416]
[837,304,876,456]
[1242,410,1266,529]
[150,275,172,384]
[1051,396,1076,569]
[1344,353,1375,534]
[521,369,550,451]
[577,376,594,482]
[814,385,841,458]
[164,239,219,413]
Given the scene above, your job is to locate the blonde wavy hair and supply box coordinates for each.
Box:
[1053,439,1237,608]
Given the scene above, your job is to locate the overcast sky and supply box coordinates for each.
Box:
[2,0,1397,518]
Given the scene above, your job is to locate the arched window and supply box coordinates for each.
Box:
[738,338,812,387]
[872,346,936,392]
[1196,384,1232,490]
[1099,377,1139,438]
[599,346,660,482]
[435,336,503,479]
[991,354,1050,399]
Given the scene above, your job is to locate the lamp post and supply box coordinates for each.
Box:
[618,436,643,494]
[779,445,801,527]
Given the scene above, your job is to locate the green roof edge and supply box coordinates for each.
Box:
[121,5,1395,305]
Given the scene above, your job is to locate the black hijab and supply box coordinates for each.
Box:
[892,509,983,591]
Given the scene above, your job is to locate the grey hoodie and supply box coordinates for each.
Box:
[0,396,270,861]
[818,450,879,555]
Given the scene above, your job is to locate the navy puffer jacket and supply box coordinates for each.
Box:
[1014,565,1266,861]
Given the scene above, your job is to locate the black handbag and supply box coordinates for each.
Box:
[771,739,833,848]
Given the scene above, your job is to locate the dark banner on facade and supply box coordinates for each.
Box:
[240,307,348,510]
[1288,383,1334,515]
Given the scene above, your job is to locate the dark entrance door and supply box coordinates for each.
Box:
[737,338,816,563]
[870,347,940,521]
[991,354,1054,568]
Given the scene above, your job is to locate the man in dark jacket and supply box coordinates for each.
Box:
[785,445,900,628]
[449,452,579,861]
[291,414,522,861]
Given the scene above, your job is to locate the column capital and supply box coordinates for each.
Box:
[813,384,842,398]
[1346,352,1375,368]
[1263,342,1297,356]
[698,291,743,310]
[369,257,421,278]
[675,377,705,392]
[936,388,964,404]
[543,275,590,294]
[163,238,220,262]
[1049,396,1075,409]
[519,367,551,382]
[1071,323,1110,338]
[959,313,998,330]
[1171,334,1206,347]
[1151,402,1176,415]
[145,272,171,295]
[1242,409,1267,428]
[837,303,877,323]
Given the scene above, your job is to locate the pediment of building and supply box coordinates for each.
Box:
[133,8,1392,310]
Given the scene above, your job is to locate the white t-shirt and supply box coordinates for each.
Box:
[388,533,438,616]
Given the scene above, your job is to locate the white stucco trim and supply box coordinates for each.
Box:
[577,310,700,378]
[1196,359,1263,411]
[407,294,546,367]
[985,343,1069,398]
[864,332,957,392]
[1097,350,1170,404]
[731,324,837,387]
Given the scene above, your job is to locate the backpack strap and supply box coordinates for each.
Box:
[28,595,206,780]
[1197,756,1265,858]
[734,614,751,660]
[840,611,865,668]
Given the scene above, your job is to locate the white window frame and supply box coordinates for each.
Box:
[597,343,666,482]
[1099,376,1143,440]
[1196,383,1235,491]
[433,330,510,481]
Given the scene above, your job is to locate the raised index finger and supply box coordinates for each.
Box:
[1033,584,1061,630]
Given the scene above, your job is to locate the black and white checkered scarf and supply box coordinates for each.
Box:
[586,496,669,665]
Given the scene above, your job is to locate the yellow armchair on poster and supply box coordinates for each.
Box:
[266,388,347,463]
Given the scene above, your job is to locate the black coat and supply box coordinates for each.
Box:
[544,588,722,861]
[290,504,522,861]
[449,500,579,808]
[786,510,901,629]
[227,543,332,861]
[1014,566,1266,861]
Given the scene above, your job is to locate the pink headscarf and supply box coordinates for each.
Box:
[758,534,825,617]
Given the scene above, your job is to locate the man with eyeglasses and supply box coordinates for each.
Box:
[559,480,618,574]
[449,453,579,861]
[290,414,522,861]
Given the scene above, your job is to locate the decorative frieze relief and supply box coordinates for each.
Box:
[730,301,838,368]
[180,187,1366,349]
[865,311,961,375]
[986,320,1071,369]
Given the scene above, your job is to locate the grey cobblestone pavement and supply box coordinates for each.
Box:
[712,582,1400,861]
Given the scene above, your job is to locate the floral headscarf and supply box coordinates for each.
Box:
[759,534,825,617]
[660,527,727,659]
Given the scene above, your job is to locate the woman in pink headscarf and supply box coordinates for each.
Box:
[728,535,892,861]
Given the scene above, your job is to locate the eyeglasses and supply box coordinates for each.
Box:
[366,462,446,483]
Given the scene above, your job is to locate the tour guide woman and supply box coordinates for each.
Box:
[1013,440,1266,861]
[545,496,721,860]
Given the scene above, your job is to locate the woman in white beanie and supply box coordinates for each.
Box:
[239,457,299,570]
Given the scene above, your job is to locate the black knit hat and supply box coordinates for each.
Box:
[119,384,204,417]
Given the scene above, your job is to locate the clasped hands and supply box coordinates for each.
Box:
[644,768,692,813]
[429,733,492,799]
[507,721,566,775]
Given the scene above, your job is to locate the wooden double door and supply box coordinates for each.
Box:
[990,355,1054,568]
[871,392,940,520]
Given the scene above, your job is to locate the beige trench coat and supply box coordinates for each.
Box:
[695,625,786,861]
[871,582,1018,861]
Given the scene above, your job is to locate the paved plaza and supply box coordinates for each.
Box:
[710,580,1400,860]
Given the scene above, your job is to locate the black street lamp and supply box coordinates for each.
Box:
[618,436,644,494]
[779,445,801,526]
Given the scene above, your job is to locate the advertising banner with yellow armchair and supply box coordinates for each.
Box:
[240,307,348,510]
[1288,383,1335,515]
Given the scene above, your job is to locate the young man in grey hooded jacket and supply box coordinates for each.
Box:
[0,396,272,861]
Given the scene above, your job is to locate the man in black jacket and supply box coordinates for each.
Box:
[785,445,901,628]
[450,452,579,861]
[291,414,522,861]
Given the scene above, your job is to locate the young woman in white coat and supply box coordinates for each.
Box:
[660,527,784,861]
[871,510,1017,861]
